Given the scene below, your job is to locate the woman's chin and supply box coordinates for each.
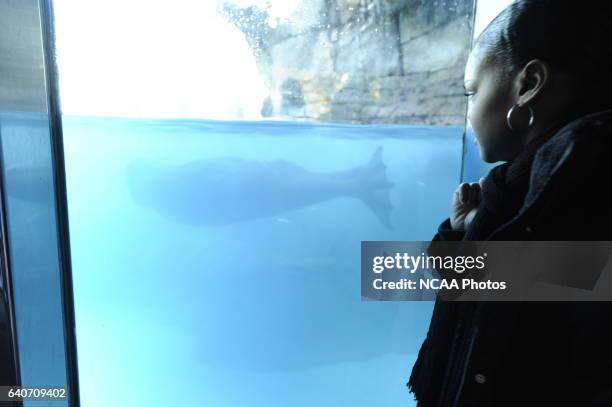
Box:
[479,150,502,164]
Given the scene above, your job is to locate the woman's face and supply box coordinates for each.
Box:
[464,46,522,163]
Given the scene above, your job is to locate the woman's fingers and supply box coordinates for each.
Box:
[460,182,470,203]
[455,181,483,206]
[464,207,479,229]
[468,182,481,204]
[453,183,468,204]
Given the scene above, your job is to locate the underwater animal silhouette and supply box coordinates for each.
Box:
[125,146,394,228]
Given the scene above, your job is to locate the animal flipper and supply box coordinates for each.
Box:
[354,146,394,229]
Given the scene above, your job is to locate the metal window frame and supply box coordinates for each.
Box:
[39,0,80,405]
[0,0,80,405]
[0,128,20,401]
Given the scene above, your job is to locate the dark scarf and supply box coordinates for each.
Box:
[407,125,563,406]
[463,126,559,241]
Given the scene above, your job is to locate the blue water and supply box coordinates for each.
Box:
[59,117,464,406]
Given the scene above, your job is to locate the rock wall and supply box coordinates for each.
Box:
[223,0,475,125]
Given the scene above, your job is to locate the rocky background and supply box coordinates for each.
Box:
[222,0,475,125]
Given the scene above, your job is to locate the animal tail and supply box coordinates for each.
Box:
[354,146,394,229]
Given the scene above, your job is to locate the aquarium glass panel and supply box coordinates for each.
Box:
[53,0,476,405]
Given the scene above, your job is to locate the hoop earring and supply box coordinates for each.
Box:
[506,104,534,131]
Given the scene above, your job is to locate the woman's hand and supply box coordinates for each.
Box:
[450,177,484,231]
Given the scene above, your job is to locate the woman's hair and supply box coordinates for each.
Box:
[476,0,612,87]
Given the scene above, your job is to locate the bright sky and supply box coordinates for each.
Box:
[53,0,289,120]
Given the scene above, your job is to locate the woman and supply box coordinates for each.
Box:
[408,1,612,406]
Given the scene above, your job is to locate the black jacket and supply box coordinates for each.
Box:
[410,109,612,406]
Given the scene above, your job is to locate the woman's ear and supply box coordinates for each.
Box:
[515,59,550,106]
